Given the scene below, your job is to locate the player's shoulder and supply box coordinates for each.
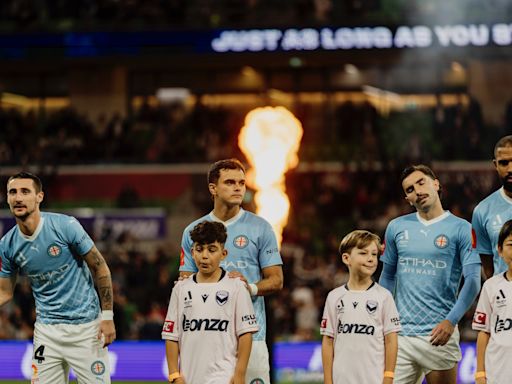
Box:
[387,213,416,229]
[240,210,270,226]
[445,211,470,226]
[325,284,347,301]
[473,189,503,213]
[42,211,77,225]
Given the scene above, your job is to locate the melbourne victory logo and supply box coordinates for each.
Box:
[47,244,62,257]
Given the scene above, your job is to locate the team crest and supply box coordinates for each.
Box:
[216,290,229,305]
[47,244,62,257]
[90,361,106,375]
[434,235,449,249]
[366,300,378,314]
[233,235,249,249]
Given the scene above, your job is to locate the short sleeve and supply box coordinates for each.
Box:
[162,284,181,341]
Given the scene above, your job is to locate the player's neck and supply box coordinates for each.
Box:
[16,211,41,236]
[213,203,240,222]
[347,274,373,291]
[196,268,223,283]
[506,269,512,281]
[417,201,444,221]
[503,187,512,199]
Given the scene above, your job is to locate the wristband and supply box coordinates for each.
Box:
[383,371,394,378]
[168,372,181,382]
[474,371,486,379]
[101,310,114,321]
[249,283,258,296]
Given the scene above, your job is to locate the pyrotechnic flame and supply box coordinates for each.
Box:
[238,106,303,245]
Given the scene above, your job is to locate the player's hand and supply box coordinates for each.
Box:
[229,372,245,384]
[228,270,248,285]
[99,319,116,347]
[475,378,486,384]
[382,377,394,384]
[172,377,186,384]
[430,319,454,346]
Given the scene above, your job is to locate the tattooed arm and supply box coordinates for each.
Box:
[84,245,116,347]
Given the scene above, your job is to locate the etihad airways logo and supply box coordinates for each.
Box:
[399,257,447,276]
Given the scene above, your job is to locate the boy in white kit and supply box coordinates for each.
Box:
[162,221,259,384]
[473,219,512,384]
[321,230,401,384]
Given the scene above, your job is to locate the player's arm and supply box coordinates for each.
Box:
[431,262,481,346]
[231,332,253,384]
[480,253,494,280]
[165,340,184,384]
[0,275,16,307]
[255,265,283,296]
[321,335,334,384]
[383,332,398,384]
[475,331,490,384]
[83,245,116,347]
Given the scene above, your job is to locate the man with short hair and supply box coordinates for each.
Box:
[472,135,512,278]
[0,172,115,383]
[379,164,481,384]
[179,158,283,384]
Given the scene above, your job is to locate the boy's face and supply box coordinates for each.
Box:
[498,234,512,267]
[342,242,379,277]
[192,241,228,275]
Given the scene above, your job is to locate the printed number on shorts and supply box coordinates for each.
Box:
[34,345,45,363]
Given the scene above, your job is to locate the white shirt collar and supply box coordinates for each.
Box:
[416,210,450,226]
[209,208,244,227]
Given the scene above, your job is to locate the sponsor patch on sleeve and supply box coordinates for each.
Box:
[163,320,175,333]
[179,248,185,266]
[473,311,487,326]
[321,318,327,329]
[471,228,477,249]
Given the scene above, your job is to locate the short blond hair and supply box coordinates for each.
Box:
[338,230,382,255]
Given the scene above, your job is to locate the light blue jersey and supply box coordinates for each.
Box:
[0,212,99,324]
[180,208,282,341]
[472,188,512,275]
[381,211,480,335]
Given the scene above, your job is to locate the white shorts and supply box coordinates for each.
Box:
[32,319,111,384]
[394,328,461,384]
[246,340,270,384]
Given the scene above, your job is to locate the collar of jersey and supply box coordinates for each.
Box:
[193,268,227,283]
[209,208,244,226]
[17,216,45,241]
[499,187,512,204]
[344,281,375,291]
[415,210,450,226]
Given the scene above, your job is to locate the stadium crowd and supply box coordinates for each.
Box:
[0,94,508,166]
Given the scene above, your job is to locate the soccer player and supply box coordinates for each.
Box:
[179,159,283,384]
[472,135,512,278]
[472,219,512,384]
[379,164,481,384]
[321,230,401,384]
[163,220,259,384]
[0,172,115,383]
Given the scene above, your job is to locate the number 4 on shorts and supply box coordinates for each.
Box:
[34,345,45,363]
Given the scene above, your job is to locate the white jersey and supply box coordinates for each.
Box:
[472,272,512,384]
[162,269,259,384]
[320,283,401,384]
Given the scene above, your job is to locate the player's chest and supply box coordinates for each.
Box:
[180,286,235,317]
[334,294,381,325]
[485,210,512,240]
[13,238,72,274]
[395,226,457,258]
[490,285,512,335]
[223,232,259,268]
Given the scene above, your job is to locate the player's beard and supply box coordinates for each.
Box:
[502,174,512,193]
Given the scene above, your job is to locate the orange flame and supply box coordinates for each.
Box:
[238,106,303,245]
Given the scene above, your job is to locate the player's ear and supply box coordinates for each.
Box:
[341,252,350,265]
[404,195,413,206]
[36,191,44,204]
[221,248,228,259]
[208,183,216,196]
[433,178,440,191]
